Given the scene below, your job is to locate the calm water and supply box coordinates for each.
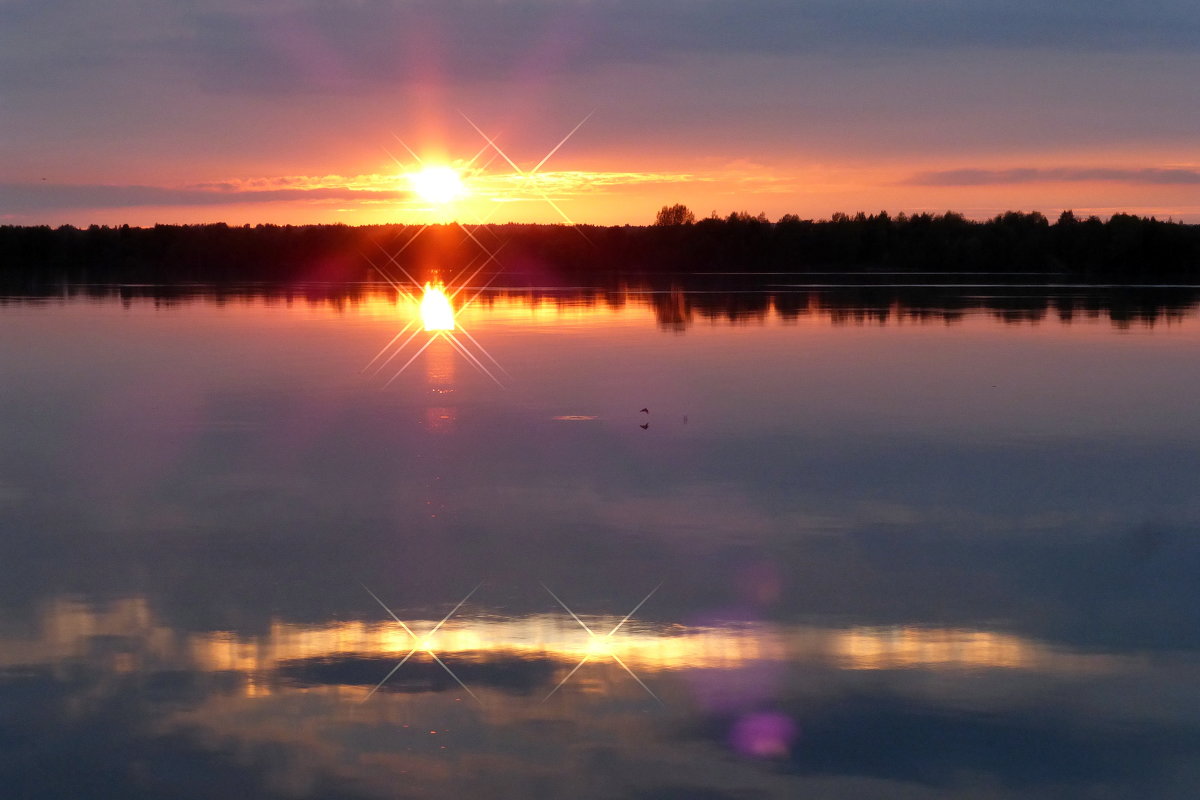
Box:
[2,280,1200,799]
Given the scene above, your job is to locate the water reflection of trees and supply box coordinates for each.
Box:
[3,280,1196,330]
[4,217,1199,331]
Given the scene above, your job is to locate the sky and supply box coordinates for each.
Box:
[2,0,1198,226]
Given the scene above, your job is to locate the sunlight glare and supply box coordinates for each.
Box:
[586,635,614,657]
[420,283,456,331]
[408,165,466,205]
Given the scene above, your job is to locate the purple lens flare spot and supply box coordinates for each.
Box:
[729,711,798,759]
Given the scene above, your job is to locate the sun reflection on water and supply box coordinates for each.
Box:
[419,283,456,332]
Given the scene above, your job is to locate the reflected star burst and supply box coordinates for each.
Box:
[361,584,481,702]
[361,238,508,388]
[541,582,664,704]
[364,114,593,387]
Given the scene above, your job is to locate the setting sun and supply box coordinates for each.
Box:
[408,165,466,205]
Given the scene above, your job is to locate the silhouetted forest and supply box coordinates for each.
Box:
[1,210,1198,288]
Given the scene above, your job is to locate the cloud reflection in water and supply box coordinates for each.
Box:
[4,596,1132,694]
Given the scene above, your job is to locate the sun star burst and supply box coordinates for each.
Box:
[408,165,465,205]
[367,114,593,388]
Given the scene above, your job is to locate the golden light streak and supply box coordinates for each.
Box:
[541,582,664,704]
[178,621,1137,678]
[195,168,704,200]
[361,584,481,702]
[4,597,1140,706]
[833,626,1043,670]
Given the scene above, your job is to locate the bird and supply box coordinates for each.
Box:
[640,408,649,414]
[640,423,649,430]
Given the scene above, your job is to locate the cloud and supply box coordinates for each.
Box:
[0,169,712,213]
[191,173,407,192]
[4,1,1199,98]
[0,182,407,212]
[904,167,1200,187]
[469,170,706,198]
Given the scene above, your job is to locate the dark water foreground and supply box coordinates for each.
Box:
[2,279,1199,799]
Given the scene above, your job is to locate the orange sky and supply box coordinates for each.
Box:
[12,149,1198,228]
[2,2,1198,225]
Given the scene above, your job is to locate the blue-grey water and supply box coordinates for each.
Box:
[2,281,1199,799]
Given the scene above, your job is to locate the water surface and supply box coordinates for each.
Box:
[2,281,1199,799]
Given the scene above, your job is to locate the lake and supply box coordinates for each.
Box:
[2,278,1199,799]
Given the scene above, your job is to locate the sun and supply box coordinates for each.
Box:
[408,165,466,205]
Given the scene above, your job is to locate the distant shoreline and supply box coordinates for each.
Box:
[3,211,1198,284]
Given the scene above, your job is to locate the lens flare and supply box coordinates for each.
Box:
[368,116,592,388]
[729,712,797,758]
[420,283,455,331]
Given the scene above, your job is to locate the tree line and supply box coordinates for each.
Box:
[1,209,1197,286]
[647,207,1200,278]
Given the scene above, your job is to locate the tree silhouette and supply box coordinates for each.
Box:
[654,204,695,226]
[2,212,1198,286]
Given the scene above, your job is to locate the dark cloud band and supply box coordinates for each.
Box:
[904,167,1200,187]
[5,1,1199,96]
[0,183,406,213]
